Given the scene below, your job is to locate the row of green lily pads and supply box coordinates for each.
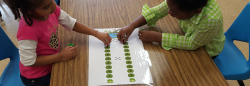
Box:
[104,46,113,83]
[123,42,136,82]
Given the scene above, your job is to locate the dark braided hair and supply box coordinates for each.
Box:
[9,0,43,26]
[171,0,208,11]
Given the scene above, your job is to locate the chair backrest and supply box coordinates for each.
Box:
[224,2,250,42]
[55,0,60,6]
[214,2,250,80]
[0,27,19,60]
[225,2,250,65]
[0,27,24,86]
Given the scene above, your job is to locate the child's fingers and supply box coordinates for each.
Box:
[120,33,126,43]
[109,36,112,44]
[102,40,108,46]
[139,36,142,40]
[73,46,79,49]
[124,33,131,42]
[138,31,144,37]
[67,46,73,49]
[117,31,122,41]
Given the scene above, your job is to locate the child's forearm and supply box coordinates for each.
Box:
[72,22,98,37]
[31,53,61,66]
[129,15,147,29]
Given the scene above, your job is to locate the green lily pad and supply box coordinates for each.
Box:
[106,70,112,73]
[127,69,134,73]
[105,57,111,60]
[105,46,110,49]
[127,65,133,68]
[124,49,130,52]
[126,61,132,64]
[106,74,113,78]
[107,79,113,83]
[128,74,135,77]
[125,53,130,56]
[123,46,129,48]
[123,42,128,45]
[106,66,112,69]
[105,61,112,65]
[105,50,110,52]
[129,78,136,82]
[105,53,111,56]
[125,57,131,60]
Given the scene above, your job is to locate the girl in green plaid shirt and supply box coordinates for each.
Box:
[117,0,225,57]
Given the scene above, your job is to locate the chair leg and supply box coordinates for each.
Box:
[237,80,245,86]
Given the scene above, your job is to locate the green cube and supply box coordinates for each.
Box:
[68,43,74,47]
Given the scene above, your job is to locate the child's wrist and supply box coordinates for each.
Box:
[155,33,162,42]
[58,52,63,61]
[92,30,99,38]
[128,24,137,30]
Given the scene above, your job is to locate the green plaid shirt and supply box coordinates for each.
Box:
[142,0,225,56]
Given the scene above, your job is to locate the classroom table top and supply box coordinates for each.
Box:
[50,0,228,86]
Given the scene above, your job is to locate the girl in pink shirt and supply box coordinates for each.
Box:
[9,0,111,86]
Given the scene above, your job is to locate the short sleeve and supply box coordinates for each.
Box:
[54,5,61,18]
[17,26,38,41]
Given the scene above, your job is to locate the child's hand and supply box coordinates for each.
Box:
[96,32,111,46]
[117,25,135,43]
[59,46,78,61]
[138,31,162,43]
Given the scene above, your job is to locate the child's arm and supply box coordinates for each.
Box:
[19,40,78,67]
[72,22,111,46]
[117,16,147,43]
[58,9,111,46]
[118,1,169,43]
[32,46,78,66]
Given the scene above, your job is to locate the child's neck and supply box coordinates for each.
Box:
[29,14,49,21]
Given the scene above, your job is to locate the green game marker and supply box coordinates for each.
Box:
[68,43,74,47]
[140,29,146,31]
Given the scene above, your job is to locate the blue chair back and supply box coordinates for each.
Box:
[0,27,24,86]
[55,0,60,6]
[224,3,250,42]
[213,2,250,80]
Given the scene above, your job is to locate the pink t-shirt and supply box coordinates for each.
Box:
[17,6,61,79]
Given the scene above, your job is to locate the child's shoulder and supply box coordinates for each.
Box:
[203,0,223,20]
[53,5,61,18]
[17,17,40,36]
[18,17,35,29]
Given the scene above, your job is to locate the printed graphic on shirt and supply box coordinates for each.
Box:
[49,22,59,49]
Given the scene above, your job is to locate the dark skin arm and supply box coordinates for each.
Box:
[118,15,162,43]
